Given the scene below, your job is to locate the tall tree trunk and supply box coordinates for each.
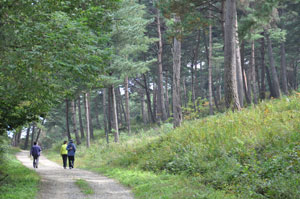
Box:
[217,79,222,102]
[116,88,124,126]
[102,89,109,144]
[120,94,127,125]
[24,125,30,149]
[213,87,220,111]
[192,30,201,109]
[111,85,119,142]
[12,134,16,146]
[165,70,170,117]
[280,42,288,95]
[241,42,251,104]
[260,34,266,99]
[87,95,94,139]
[35,128,41,143]
[208,13,214,115]
[35,119,45,144]
[124,76,131,134]
[235,18,244,107]
[255,50,261,95]
[246,65,252,103]
[115,92,121,127]
[266,65,276,98]
[170,74,174,114]
[84,92,90,148]
[294,61,298,90]
[153,84,157,120]
[14,132,18,146]
[195,64,200,100]
[30,124,35,147]
[182,77,187,107]
[13,132,17,146]
[71,100,81,145]
[191,56,195,108]
[143,74,155,123]
[224,0,241,110]
[251,40,258,104]
[12,132,17,146]
[77,97,85,139]
[172,15,183,127]
[265,31,281,98]
[116,87,126,125]
[65,99,71,140]
[221,0,226,43]
[93,95,102,129]
[198,62,204,99]
[16,128,22,146]
[156,10,167,122]
[140,91,147,124]
[107,86,112,133]
[287,64,292,89]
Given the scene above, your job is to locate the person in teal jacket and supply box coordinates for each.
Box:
[60,141,68,169]
[66,139,76,169]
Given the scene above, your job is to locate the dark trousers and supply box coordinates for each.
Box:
[62,155,68,168]
[68,156,75,168]
[33,156,39,168]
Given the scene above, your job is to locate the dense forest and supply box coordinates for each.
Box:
[1,1,300,199]
[0,0,299,146]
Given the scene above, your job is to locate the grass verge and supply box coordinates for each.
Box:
[75,179,94,195]
[91,166,233,199]
[0,148,40,199]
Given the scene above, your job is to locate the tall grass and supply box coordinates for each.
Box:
[47,94,300,198]
[0,148,40,199]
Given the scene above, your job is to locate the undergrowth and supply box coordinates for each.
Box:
[47,94,300,199]
[0,147,40,199]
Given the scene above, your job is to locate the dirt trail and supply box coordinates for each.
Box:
[16,150,134,199]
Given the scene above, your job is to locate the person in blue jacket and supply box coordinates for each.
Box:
[30,142,42,168]
[66,139,76,169]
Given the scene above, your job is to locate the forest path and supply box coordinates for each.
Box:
[16,150,134,199]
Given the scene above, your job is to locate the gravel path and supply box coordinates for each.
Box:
[16,150,134,199]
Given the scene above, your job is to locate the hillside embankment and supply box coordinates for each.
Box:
[47,94,300,199]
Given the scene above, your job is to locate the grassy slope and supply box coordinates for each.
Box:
[0,148,40,199]
[47,94,300,199]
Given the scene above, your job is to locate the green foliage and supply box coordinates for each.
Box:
[0,148,40,199]
[158,0,210,40]
[0,0,120,133]
[182,96,210,120]
[269,27,286,42]
[0,135,10,165]
[75,179,94,195]
[108,0,156,82]
[238,0,281,40]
